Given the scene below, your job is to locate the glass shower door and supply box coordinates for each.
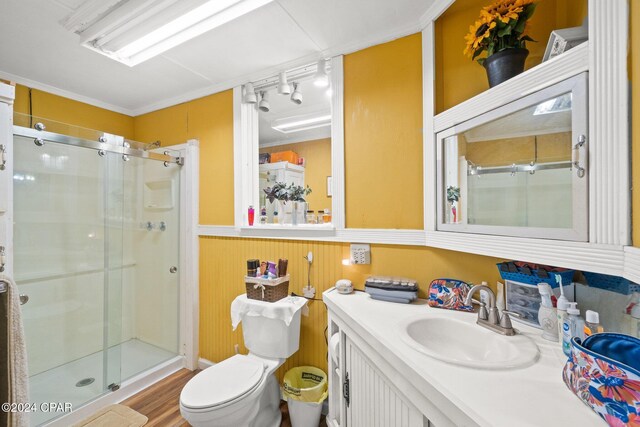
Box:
[12,116,182,426]
[117,153,181,379]
[13,134,122,425]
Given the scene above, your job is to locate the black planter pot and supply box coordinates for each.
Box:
[483,48,529,88]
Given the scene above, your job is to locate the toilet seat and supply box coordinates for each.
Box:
[180,355,266,410]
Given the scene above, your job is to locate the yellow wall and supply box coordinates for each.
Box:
[195,34,504,376]
[134,90,235,226]
[632,0,640,247]
[344,34,424,229]
[200,236,502,379]
[260,138,332,213]
[13,85,134,139]
[435,0,588,113]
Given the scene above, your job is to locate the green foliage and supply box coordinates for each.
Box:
[263,182,312,204]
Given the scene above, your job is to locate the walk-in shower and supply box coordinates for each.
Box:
[10,113,186,426]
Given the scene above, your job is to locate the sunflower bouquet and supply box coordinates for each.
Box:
[464,0,537,63]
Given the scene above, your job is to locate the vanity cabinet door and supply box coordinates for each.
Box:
[344,336,423,427]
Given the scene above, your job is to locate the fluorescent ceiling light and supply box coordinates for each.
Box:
[533,93,572,115]
[73,0,273,66]
[272,112,331,134]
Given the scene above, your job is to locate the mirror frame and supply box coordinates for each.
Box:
[233,56,345,236]
[435,72,588,241]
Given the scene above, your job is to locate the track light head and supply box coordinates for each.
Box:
[314,59,329,87]
[290,82,302,105]
[244,82,257,104]
[277,71,291,95]
[259,91,270,112]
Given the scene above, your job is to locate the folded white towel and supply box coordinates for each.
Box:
[3,275,29,427]
[230,294,308,330]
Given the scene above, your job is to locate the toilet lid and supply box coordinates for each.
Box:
[181,355,266,409]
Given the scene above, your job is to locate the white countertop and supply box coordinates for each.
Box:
[324,289,604,427]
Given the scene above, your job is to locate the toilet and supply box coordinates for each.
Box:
[180,295,306,427]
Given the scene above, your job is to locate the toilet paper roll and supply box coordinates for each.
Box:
[329,334,340,366]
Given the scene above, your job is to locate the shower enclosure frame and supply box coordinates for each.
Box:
[0,82,200,426]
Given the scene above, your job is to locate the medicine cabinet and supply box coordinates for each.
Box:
[436,72,588,241]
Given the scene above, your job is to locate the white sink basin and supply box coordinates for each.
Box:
[398,316,540,369]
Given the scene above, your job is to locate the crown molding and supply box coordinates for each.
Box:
[0,70,135,116]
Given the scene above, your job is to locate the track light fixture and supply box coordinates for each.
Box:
[244,82,257,104]
[259,91,270,112]
[277,71,291,95]
[290,82,303,105]
[313,59,329,87]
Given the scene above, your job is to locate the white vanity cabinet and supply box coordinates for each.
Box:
[327,309,437,427]
[342,335,425,427]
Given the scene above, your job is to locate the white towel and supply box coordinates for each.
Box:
[230,294,308,330]
[3,276,29,427]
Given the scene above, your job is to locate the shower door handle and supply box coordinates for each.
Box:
[169,266,177,273]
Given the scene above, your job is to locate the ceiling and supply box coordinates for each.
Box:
[258,77,331,146]
[0,0,432,116]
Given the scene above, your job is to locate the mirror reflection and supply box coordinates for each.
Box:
[443,92,574,229]
[257,71,332,226]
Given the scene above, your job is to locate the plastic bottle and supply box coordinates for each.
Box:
[555,273,570,348]
[537,283,558,341]
[272,211,279,224]
[248,205,255,226]
[562,302,584,357]
[259,206,267,224]
[583,310,604,336]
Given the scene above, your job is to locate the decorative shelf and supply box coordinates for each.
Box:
[434,42,588,133]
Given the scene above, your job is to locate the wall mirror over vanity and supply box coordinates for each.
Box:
[236,57,344,232]
[255,63,333,226]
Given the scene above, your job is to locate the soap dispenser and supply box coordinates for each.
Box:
[537,283,558,342]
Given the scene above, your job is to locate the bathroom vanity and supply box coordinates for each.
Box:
[323,289,604,427]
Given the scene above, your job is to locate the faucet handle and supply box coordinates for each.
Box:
[500,310,520,330]
[477,302,489,321]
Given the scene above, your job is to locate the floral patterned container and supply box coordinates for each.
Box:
[427,278,473,312]
[563,333,640,426]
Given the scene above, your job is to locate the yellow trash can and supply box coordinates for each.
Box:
[283,367,328,427]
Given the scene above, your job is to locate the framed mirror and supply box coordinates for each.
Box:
[436,73,588,241]
[234,57,344,234]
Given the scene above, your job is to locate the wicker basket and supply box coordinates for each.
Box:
[245,275,290,302]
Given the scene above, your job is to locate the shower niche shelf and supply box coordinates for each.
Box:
[144,179,175,211]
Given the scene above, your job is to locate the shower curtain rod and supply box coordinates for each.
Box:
[13,125,184,165]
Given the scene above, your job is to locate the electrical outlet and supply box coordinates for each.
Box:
[350,243,371,265]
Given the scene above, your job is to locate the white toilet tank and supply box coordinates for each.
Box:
[240,298,304,359]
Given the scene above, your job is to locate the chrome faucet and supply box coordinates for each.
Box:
[465,284,517,336]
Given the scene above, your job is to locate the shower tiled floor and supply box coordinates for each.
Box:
[29,339,176,426]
